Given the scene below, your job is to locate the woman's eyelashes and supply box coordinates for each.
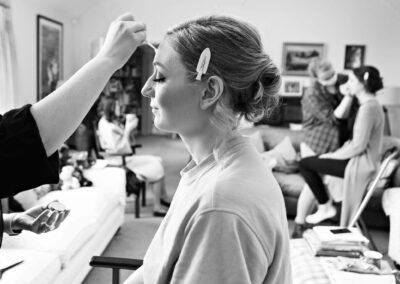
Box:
[153,71,166,83]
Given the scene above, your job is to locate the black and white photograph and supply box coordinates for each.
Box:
[282,42,325,76]
[0,1,400,283]
[344,44,366,70]
[37,15,63,100]
[281,77,303,96]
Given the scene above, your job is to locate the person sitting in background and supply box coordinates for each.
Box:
[301,58,358,155]
[292,58,358,238]
[299,66,384,227]
[98,97,171,217]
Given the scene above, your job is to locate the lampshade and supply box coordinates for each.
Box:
[378,87,400,106]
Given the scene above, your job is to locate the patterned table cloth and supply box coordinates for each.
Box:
[290,239,331,284]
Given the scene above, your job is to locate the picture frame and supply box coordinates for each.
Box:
[282,42,325,76]
[37,15,63,100]
[344,45,366,70]
[281,77,303,97]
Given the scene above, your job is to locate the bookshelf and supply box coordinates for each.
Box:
[106,45,156,135]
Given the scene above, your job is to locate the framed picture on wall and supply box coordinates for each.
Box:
[37,15,63,100]
[282,42,325,76]
[281,77,303,97]
[344,45,366,70]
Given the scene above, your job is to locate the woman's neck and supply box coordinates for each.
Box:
[356,90,375,104]
[180,125,227,165]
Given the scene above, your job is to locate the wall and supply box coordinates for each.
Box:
[9,0,74,107]
[73,0,400,87]
[7,0,400,128]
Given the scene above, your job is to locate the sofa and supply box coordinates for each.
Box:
[0,166,126,284]
[242,125,400,229]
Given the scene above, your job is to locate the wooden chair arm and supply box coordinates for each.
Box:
[90,256,143,271]
[131,144,142,154]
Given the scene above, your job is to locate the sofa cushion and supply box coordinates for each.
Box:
[253,125,303,151]
[0,249,61,284]
[2,214,97,267]
[3,187,122,266]
[273,172,305,198]
[83,167,126,200]
[37,187,121,225]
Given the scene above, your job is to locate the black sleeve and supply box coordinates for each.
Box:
[0,105,59,199]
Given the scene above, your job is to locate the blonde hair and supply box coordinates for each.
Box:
[307,58,335,81]
[166,15,281,131]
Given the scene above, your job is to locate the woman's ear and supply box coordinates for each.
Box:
[200,76,224,110]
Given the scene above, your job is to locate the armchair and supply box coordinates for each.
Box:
[89,256,142,284]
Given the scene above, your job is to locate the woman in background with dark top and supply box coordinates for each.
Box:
[291,58,358,238]
[0,13,146,245]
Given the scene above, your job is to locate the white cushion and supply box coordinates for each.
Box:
[3,187,121,266]
[2,214,97,266]
[37,187,121,224]
[0,249,61,284]
[83,167,126,200]
[260,136,297,170]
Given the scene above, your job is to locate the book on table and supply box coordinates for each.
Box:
[303,226,370,258]
[312,226,369,245]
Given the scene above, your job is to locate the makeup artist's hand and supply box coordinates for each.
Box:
[12,203,70,234]
[96,13,147,71]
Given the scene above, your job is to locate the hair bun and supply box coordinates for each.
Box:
[353,65,383,94]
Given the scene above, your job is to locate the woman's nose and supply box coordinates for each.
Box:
[141,78,155,98]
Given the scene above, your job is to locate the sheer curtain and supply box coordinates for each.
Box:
[0,4,17,114]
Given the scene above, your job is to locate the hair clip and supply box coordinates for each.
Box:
[363,72,369,81]
[196,48,211,81]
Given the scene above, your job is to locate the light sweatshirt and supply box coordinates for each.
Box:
[138,133,292,283]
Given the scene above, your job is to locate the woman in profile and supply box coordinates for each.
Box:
[124,15,291,284]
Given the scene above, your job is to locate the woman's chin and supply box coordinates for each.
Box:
[154,121,171,133]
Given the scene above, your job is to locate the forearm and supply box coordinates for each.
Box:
[31,57,117,156]
[334,95,354,119]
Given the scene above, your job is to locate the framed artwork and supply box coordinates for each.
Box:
[281,77,303,97]
[37,15,63,100]
[282,42,325,76]
[344,45,366,70]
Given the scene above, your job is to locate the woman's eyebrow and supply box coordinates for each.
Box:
[153,61,168,71]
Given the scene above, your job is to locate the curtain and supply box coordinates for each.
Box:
[0,5,17,114]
